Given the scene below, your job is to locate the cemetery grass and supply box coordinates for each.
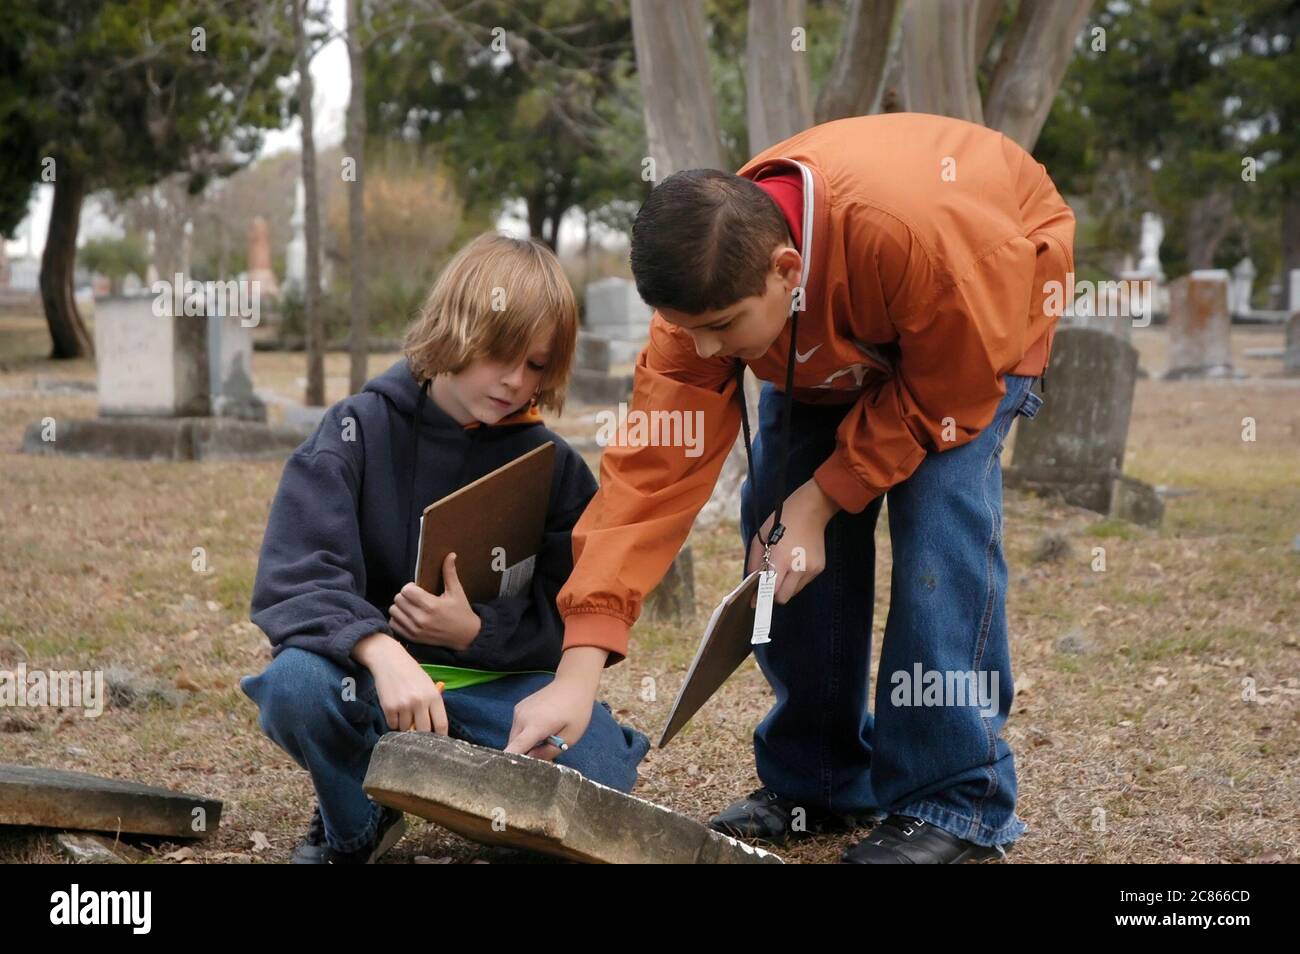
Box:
[0,315,1295,864]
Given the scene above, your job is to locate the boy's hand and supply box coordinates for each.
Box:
[504,646,606,760]
[746,477,840,606]
[353,632,449,734]
[389,552,482,650]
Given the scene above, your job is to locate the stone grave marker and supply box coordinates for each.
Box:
[0,763,221,839]
[363,732,780,864]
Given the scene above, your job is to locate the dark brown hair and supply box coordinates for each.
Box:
[629,169,789,314]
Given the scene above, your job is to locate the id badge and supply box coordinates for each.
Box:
[751,569,777,644]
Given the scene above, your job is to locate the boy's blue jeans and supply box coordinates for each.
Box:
[241,648,651,853]
[739,373,1044,848]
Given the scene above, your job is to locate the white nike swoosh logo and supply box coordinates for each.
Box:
[795,344,821,363]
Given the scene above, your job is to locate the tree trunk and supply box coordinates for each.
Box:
[630,0,725,177]
[346,0,369,396]
[815,0,904,123]
[1282,190,1300,312]
[984,0,1094,151]
[40,162,93,360]
[747,0,814,154]
[1184,192,1235,272]
[900,0,985,123]
[295,0,325,406]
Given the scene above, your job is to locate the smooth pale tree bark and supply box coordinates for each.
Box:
[746,0,813,154]
[900,0,985,124]
[631,0,748,530]
[39,161,92,359]
[346,0,369,396]
[984,0,1094,151]
[630,0,725,177]
[293,0,325,407]
[815,0,904,123]
[975,0,1003,64]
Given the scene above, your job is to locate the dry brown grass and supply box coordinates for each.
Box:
[0,314,1295,864]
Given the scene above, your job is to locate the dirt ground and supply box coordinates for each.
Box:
[1,312,1296,864]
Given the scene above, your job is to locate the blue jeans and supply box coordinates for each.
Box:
[739,373,1044,847]
[240,648,651,853]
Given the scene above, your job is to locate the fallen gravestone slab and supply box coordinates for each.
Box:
[0,764,221,839]
[363,732,780,864]
[55,832,147,864]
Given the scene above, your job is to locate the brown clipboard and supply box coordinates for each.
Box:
[658,569,764,748]
[414,441,555,603]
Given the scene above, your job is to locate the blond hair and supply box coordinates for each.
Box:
[403,233,578,414]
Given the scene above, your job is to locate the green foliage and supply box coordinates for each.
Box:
[1036,0,1298,277]
[0,0,293,215]
[79,235,149,285]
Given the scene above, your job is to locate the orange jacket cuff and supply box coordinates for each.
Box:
[814,450,877,515]
[561,612,629,667]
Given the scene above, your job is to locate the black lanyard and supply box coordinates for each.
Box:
[735,307,799,561]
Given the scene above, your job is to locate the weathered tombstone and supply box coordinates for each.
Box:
[570,329,633,405]
[645,545,696,624]
[94,294,210,417]
[585,277,651,365]
[246,216,279,298]
[24,280,302,460]
[1007,327,1161,525]
[363,732,780,864]
[0,763,221,839]
[576,331,611,375]
[1230,257,1256,317]
[1285,313,1300,376]
[208,314,267,421]
[284,178,307,297]
[1137,212,1165,279]
[1165,270,1235,379]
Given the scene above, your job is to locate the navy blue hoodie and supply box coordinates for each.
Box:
[249,358,598,675]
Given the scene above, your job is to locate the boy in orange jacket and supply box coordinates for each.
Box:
[505,113,1074,864]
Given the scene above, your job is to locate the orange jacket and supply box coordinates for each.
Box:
[558,113,1075,664]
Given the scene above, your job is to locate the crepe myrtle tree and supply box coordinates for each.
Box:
[0,1,294,359]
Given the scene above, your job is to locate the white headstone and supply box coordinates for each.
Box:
[1289,268,1300,315]
[94,295,209,417]
[284,178,307,296]
[1230,257,1255,316]
[585,277,652,364]
[1137,213,1165,279]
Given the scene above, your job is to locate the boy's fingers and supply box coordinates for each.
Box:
[527,742,562,761]
[400,582,437,610]
[412,702,432,734]
[442,552,464,594]
[429,697,449,736]
[505,718,550,756]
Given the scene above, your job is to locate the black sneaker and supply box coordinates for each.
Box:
[708,786,883,844]
[841,814,1009,864]
[290,803,407,865]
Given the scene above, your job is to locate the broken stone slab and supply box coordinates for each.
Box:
[20,416,307,461]
[0,763,221,839]
[363,732,780,864]
[1110,474,1166,528]
[56,831,147,864]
